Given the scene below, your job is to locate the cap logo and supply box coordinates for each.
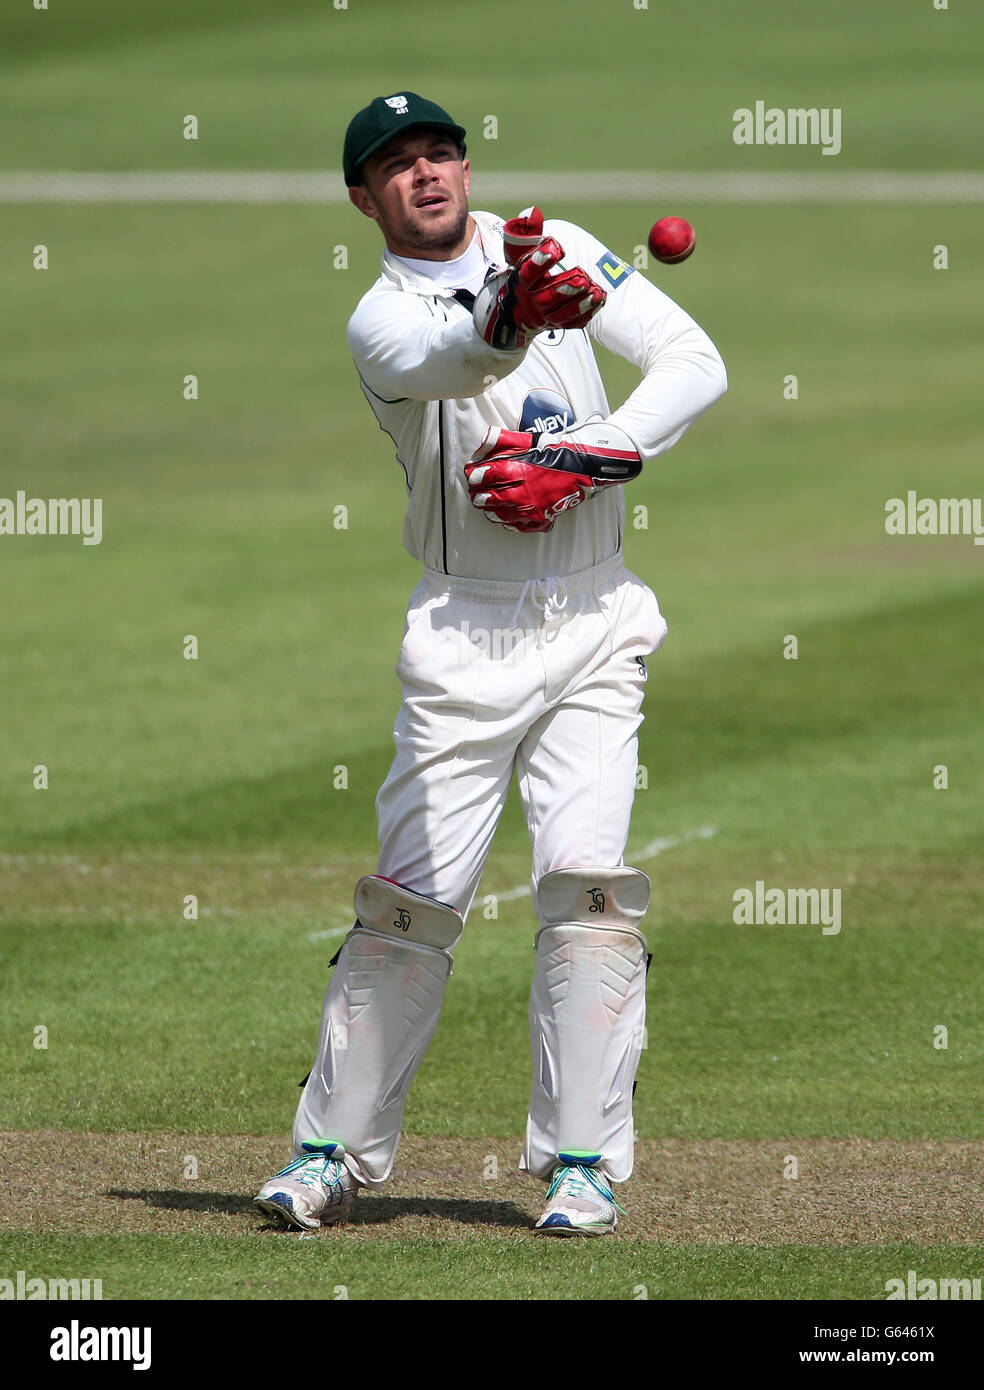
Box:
[385,95,409,114]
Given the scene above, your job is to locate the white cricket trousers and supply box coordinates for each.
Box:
[293,551,668,1186]
[375,551,668,916]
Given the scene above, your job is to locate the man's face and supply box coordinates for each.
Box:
[349,129,472,259]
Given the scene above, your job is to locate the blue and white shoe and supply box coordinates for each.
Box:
[254,1139,358,1231]
[533,1151,623,1237]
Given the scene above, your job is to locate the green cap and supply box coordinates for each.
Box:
[343,92,467,187]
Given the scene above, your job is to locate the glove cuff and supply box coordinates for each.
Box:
[471,426,536,463]
[473,271,535,353]
[540,419,643,482]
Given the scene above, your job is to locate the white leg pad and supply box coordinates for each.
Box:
[293,878,462,1188]
[522,866,650,1184]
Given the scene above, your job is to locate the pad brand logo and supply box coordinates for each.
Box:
[385,95,409,114]
[587,889,606,913]
[394,909,412,931]
[634,656,648,681]
[519,390,573,436]
[596,253,634,289]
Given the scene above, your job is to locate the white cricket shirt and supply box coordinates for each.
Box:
[346,210,727,581]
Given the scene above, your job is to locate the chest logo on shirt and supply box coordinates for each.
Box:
[519,390,574,436]
[596,252,634,289]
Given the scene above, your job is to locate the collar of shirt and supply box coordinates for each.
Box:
[380,209,507,297]
[391,227,487,295]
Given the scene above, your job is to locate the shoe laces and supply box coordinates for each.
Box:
[278,1153,346,1194]
[546,1161,625,1214]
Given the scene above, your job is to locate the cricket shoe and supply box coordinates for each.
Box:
[254,1139,358,1231]
[533,1151,624,1237]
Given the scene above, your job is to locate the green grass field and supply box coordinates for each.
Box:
[2,0,983,1304]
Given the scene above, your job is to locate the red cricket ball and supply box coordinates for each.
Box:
[648,216,696,264]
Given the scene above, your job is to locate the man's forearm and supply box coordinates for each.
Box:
[606,325,727,460]
[348,311,529,403]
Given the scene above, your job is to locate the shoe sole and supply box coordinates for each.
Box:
[253,1193,357,1232]
[253,1195,320,1231]
[533,1224,615,1237]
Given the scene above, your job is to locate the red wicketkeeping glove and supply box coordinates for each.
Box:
[465,420,642,533]
[473,207,607,351]
[502,206,548,267]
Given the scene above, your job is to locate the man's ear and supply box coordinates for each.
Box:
[349,184,379,220]
[461,157,470,198]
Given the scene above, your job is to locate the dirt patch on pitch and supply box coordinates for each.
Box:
[2,1132,984,1245]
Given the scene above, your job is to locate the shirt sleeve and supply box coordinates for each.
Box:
[547,220,728,460]
[347,289,528,403]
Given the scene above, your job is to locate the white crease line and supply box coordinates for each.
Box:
[307,924,351,943]
[2,171,983,203]
[5,829,716,941]
[634,823,718,859]
[489,825,719,911]
[493,884,535,904]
